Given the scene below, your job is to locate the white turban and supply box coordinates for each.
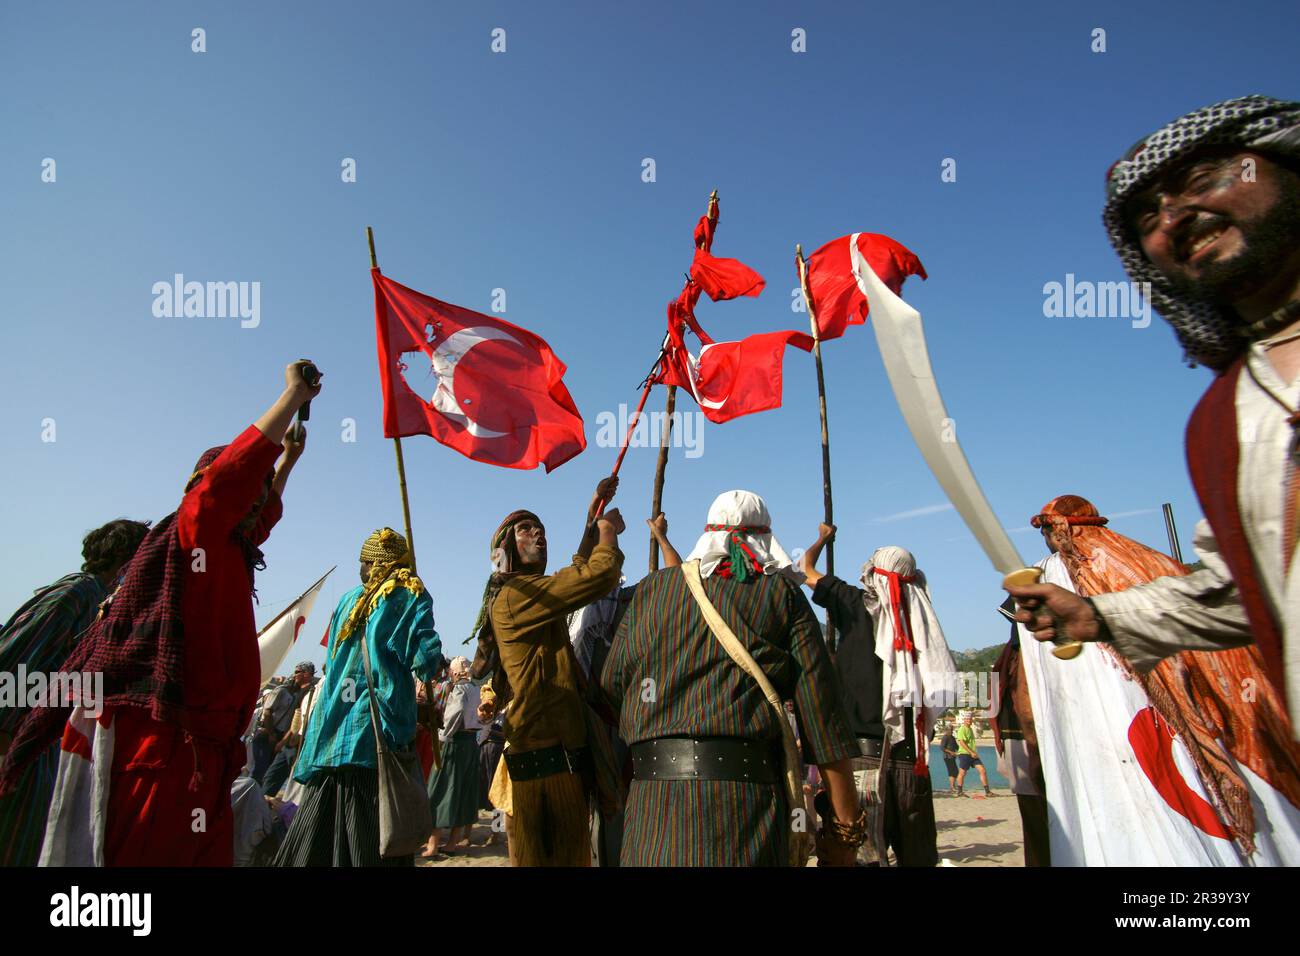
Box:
[684,490,793,579]
[860,546,959,753]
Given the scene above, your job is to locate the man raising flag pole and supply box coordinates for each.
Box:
[797,233,929,648]
[795,245,837,647]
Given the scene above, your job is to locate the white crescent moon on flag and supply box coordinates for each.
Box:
[687,343,726,410]
[429,326,517,438]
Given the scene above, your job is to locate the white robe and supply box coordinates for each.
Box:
[1021,553,1300,865]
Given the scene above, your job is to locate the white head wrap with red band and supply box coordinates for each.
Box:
[860,546,960,769]
[685,490,792,579]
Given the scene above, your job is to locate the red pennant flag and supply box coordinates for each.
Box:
[690,211,766,302]
[805,233,926,340]
[655,283,812,423]
[373,270,585,472]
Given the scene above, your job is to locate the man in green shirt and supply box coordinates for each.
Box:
[955,713,991,797]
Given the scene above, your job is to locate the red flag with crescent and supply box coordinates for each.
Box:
[373,270,585,472]
[654,281,813,424]
[804,232,927,341]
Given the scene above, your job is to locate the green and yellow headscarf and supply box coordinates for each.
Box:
[335,527,423,655]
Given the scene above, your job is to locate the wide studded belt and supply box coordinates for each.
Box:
[857,736,915,762]
[503,744,589,783]
[630,736,778,784]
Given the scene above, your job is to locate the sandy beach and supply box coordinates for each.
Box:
[933,788,1025,866]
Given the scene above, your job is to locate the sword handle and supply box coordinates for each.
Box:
[1001,567,1082,661]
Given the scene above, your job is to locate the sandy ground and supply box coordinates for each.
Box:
[414,813,509,867]
[416,788,1026,868]
[933,788,1025,867]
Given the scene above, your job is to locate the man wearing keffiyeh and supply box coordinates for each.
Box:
[1,360,318,866]
[799,526,958,866]
[473,477,625,866]
[600,490,862,866]
[1009,95,1300,743]
[1016,495,1300,865]
[275,526,441,867]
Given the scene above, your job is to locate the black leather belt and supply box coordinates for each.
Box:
[630,737,778,784]
[503,744,588,782]
[857,737,915,762]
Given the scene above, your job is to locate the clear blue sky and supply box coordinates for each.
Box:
[2,2,1296,668]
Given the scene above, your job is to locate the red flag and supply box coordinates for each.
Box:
[804,233,926,340]
[373,270,585,472]
[690,212,766,302]
[656,283,812,424]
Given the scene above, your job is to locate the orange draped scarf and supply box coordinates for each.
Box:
[1034,495,1300,855]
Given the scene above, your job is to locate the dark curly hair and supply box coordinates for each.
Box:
[81,519,151,577]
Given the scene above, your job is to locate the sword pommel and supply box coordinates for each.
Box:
[1002,567,1083,660]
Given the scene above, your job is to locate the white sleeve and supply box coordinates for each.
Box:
[1090,520,1255,672]
[441,684,466,738]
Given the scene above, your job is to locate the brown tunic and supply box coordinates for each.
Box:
[490,544,623,753]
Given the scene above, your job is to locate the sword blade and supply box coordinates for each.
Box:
[852,238,1027,575]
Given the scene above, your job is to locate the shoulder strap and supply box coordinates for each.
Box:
[682,561,785,709]
[356,627,389,757]
[680,560,809,866]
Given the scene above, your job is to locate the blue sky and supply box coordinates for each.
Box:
[2,2,1296,666]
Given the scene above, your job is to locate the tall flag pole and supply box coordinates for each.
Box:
[649,383,677,573]
[368,226,418,575]
[796,243,836,649]
[368,225,436,769]
[649,189,717,572]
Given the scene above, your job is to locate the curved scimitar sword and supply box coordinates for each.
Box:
[850,236,1081,660]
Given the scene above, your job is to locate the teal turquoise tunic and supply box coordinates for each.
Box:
[600,567,858,866]
[0,572,106,866]
[292,581,443,784]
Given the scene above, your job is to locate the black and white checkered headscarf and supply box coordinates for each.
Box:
[1103,95,1300,370]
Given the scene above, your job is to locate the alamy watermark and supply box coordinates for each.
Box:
[594,404,704,459]
[0,667,104,718]
[889,671,998,712]
[50,886,150,936]
[1042,274,1151,328]
[152,274,261,328]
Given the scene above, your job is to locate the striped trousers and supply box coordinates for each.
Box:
[621,778,789,866]
[509,771,589,867]
[274,765,412,867]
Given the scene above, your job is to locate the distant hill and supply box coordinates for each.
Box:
[822,623,1005,673]
[951,644,1002,671]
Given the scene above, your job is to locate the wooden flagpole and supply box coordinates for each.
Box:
[796,244,836,651]
[368,226,419,576]
[648,384,676,573]
[368,225,438,771]
[649,190,717,572]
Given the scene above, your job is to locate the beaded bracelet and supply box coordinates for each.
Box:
[826,807,869,848]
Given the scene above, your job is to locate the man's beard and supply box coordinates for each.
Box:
[1164,175,1300,309]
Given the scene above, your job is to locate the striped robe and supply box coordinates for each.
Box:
[600,567,858,866]
[0,572,104,866]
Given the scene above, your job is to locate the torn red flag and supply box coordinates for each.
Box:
[655,282,813,423]
[804,233,927,341]
[690,206,766,302]
[373,270,585,472]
